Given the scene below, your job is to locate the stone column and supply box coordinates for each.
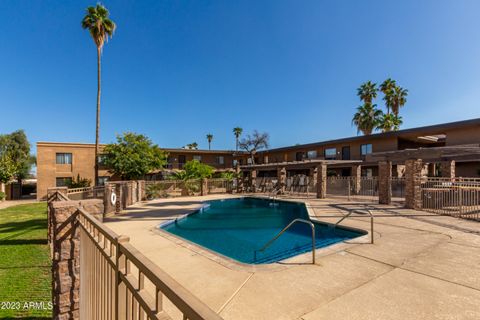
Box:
[378,161,392,205]
[250,170,257,193]
[405,159,423,209]
[316,163,327,199]
[50,199,104,320]
[440,160,455,179]
[200,178,209,196]
[277,167,286,193]
[351,165,361,194]
[138,180,146,201]
[115,183,122,214]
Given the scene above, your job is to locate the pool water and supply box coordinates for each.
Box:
[161,197,364,264]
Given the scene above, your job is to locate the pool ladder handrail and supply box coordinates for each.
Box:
[334,208,374,244]
[257,218,316,264]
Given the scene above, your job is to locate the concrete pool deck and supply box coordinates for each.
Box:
[104,195,480,320]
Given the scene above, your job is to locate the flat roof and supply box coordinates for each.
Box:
[37,142,246,154]
[259,117,480,153]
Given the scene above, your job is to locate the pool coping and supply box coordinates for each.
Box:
[151,195,372,272]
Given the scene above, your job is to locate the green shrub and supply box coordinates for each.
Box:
[67,174,91,188]
[146,183,168,199]
[0,191,5,200]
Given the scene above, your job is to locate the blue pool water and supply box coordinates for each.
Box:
[161,197,364,264]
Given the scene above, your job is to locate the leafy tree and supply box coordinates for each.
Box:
[0,130,35,184]
[206,134,213,150]
[82,4,116,185]
[377,113,403,132]
[239,130,269,164]
[352,103,383,135]
[357,81,378,104]
[172,160,214,180]
[233,127,243,151]
[0,155,16,194]
[380,78,396,114]
[103,133,167,180]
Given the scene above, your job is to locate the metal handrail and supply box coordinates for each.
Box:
[335,209,374,244]
[257,218,316,264]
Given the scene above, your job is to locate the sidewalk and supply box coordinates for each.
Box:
[0,199,39,210]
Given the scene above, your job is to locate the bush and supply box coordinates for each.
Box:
[67,174,91,189]
[146,183,168,199]
[0,191,5,200]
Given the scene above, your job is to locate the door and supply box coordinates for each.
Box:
[342,146,350,160]
[178,155,186,169]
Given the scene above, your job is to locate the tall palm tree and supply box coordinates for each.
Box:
[380,78,396,114]
[391,85,408,116]
[352,103,383,135]
[206,134,213,150]
[357,81,378,104]
[233,127,243,151]
[82,4,116,185]
[377,113,403,132]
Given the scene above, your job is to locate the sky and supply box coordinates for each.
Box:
[1,0,480,153]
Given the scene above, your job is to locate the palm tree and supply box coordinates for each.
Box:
[380,78,396,114]
[352,103,383,135]
[357,81,378,104]
[82,4,116,185]
[233,127,243,151]
[185,142,198,150]
[391,85,408,116]
[377,113,403,132]
[206,134,213,150]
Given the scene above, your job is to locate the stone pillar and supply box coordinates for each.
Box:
[405,159,423,209]
[250,170,257,193]
[50,199,104,320]
[138,180,146,201]
[200,178,209,196]
[440,160,455,179]
[378,161,392,204]
[115,183,122,214]
[351,165,361,194]
[316,163,327,199]
[277,167,286,193]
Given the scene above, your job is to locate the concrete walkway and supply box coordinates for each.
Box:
[104,195,480,320]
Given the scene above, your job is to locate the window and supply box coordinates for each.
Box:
[193,155,202,162]
[233,159,238,167]
[296,152,305,161]
[362,168,373,178]
[247,158,253,164]
[56,153,72,164]
[361,144,373,156]
[324,148,337,160]
[56,177,72,187]
[216,156,225,165]
[97,176,109,186]
[307,150,317,159]
[97,154,107,166]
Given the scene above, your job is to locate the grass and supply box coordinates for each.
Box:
[0,203,51,319]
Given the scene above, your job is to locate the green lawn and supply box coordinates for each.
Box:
[0,203,51,319]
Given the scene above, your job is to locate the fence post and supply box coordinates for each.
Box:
[378,160,392,205]
[316,163,327,199]
[405,159,423,209]
[201,178,208,196]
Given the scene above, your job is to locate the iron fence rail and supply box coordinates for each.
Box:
[421,177,480,221]
[76,205,223,320]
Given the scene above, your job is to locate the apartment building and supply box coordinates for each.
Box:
[36,142,241,199]
[36,118,480,199]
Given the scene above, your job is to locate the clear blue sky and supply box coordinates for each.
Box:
[1,0,480,153]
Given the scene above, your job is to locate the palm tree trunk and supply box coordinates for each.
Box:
[208,142,211,150]
[95,46,101,186]
[236,137,238,151]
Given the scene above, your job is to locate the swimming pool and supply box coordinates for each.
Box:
[161,197,365,264]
